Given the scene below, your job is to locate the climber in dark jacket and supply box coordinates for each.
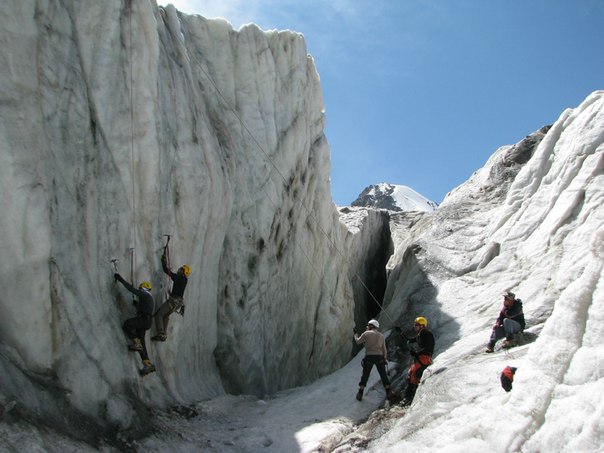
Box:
[151,251,191,342]
[114,273,156,376]
[401,316,435,406]
[486,291,526,353]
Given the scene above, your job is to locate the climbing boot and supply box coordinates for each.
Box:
[502,339,515,349]
[151,333,167,342]
[356,388,364,401]
[128,338,143,352]
[485,341,495,353]
[140,360,156,376]
[403,383,417,406]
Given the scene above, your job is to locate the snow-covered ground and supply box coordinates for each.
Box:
[137,353,392,452]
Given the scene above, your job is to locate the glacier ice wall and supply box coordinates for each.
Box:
[0,0,388,436]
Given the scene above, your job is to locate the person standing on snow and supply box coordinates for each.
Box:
[151,249,191,342]
[354,319,393,401]
[485,291,525,353]
[114,273,156,376]
[401,316,434,406]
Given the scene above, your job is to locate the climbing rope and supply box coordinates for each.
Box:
[128,0,137,285]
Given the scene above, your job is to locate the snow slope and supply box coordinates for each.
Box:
[347,91,604,452]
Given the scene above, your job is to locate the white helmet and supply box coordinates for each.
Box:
[368,319,379,329]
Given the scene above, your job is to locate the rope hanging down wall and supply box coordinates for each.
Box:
[128,0,137,285]
[158,8,398,328]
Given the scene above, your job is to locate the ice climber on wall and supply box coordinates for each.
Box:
[401,316,435,406]
[354,319,393,402]
[485,291,525,353]
[151,245,191,342]
[114,273,156,376]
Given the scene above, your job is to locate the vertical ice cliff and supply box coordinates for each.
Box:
[0,0,386,438]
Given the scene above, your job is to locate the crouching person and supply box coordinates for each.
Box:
[486,291,525,353]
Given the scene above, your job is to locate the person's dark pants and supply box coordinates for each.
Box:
[359,355,391,389]
[489,318,523,346]
[404,383,418,402]
[154,295,183,336]
[123,314,152,363]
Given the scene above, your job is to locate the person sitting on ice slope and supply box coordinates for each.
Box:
[151,250,191,342]
[401,316,435,406]
[354,319,393,402]
[485,291,525,353]
[114,273,156,376]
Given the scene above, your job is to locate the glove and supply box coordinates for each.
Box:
[395,326,402,333]
[177,304,185,316]
[410,350,419,358]
[353,327,358,334]
[132,300,138,307]
[114,273,122,282]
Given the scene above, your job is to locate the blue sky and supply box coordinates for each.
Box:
[159,0,604,205]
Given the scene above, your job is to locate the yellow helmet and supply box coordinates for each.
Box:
[139,281,152,291]
[414,316,428,327]
[180,265,192,277]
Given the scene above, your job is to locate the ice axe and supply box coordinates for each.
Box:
[162,234,172,267]
[110,259,121,288]
[161,234,173,296]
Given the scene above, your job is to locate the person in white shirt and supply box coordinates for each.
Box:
[354,319,392,401]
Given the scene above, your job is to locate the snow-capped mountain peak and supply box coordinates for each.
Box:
[351,183,437,212]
